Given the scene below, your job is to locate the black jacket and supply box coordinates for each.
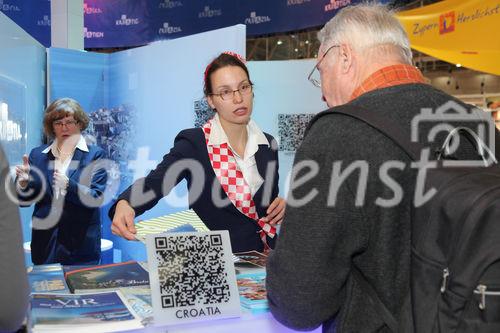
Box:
[110,128,280,253]
[22,143,107,265]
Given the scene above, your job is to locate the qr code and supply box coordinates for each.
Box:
[154,234,231,308]
[194,98,215,128]
[278,113,316,151]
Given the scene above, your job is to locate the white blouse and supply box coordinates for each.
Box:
[207,114,270,196]
[42,135,89,197]
[42,135,89,175]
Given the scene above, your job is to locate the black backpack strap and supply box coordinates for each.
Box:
[305,104,423,161]
[352,266,398,332]
[305,105,416,332]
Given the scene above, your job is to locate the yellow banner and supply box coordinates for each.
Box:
[396,0,500,75]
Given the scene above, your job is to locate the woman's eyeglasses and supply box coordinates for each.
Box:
[53,120,78,128]
[307,45,339,88]
[211,83,253,101]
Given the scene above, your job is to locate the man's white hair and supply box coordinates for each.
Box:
[318,2,413,64]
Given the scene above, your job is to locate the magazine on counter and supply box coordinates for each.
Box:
[134,223,197,243]
[119,288,154,326]
[64,261,150,293]
[236,272,268,314]
[234,250,268,268]
[134,209,208,243]
[30,291,143,333]
[28,264,70,294]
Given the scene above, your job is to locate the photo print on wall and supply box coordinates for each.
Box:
[0,76,27,163]
[85,103,137,187]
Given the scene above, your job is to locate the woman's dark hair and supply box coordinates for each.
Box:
[203,53,252,96]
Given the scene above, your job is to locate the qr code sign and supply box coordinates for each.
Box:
[146,231,241,325]
[154,234,230,308]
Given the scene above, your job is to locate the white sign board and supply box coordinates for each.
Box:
[146,230,241,326]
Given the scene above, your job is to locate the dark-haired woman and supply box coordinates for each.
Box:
[16,98,107,265]
[110,52,285,253]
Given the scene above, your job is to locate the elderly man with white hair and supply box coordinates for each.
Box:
[266,3,486,333]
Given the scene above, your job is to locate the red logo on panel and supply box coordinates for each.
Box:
[440,11,455,34]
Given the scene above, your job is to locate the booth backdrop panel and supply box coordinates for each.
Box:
[49,48,109,113]
[248,60,326,196]
[0,11,47,264]
[110,24,245,261]
[49,24,245,261]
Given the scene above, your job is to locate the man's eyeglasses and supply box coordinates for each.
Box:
[211,83,253,101]
[307,45,339,88]
[53,120,78,128]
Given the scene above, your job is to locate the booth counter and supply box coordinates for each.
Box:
[126,311,322,333]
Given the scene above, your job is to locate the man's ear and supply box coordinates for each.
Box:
[340,44,354,73]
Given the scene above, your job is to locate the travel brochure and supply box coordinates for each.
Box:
[119,288,154,326]
[64,261,150,293]
[234,250,268,268]
[27,264,70,294]
[237,272,269,314]
[30,291,143,333]
[27,250,269,331]
[134,209,208,243]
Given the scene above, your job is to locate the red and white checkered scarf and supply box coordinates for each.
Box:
[203,118,276,250]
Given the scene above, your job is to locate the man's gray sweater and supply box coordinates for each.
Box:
[266,83,493,333]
